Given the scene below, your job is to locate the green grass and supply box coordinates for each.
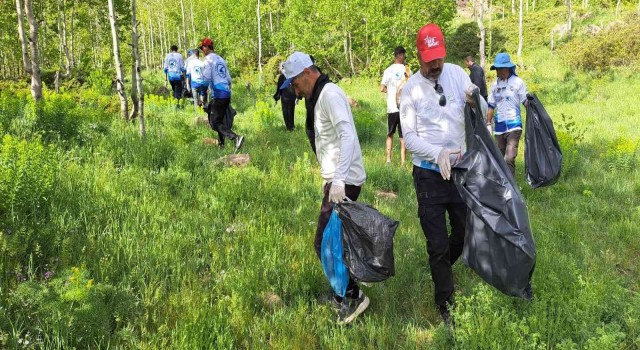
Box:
[2,16,640,350]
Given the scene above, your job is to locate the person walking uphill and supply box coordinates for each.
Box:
[464,55,488,102]
[399,23,487,324]
[273,63,296,131]
[280,51,368,325]
[380,46,410,166]
[164,45,185,109]
[486,52,528,176]
[200,37,244,151]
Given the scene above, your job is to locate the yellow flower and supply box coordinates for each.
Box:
[87,279,94,288]
[71,267,80,274]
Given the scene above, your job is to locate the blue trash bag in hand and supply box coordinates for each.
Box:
[321,209,349,298]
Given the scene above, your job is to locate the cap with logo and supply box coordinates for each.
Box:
[416,23,446,63]
[280,51,313,90]
[490,52,516,70]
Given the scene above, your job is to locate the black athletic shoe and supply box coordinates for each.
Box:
[337,290,370,325]
[234,135,244,152]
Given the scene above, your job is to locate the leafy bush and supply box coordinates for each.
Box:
[562,15,640,72]
[3,267,140,348]
[604,137,637,172]
[555,113,585,176]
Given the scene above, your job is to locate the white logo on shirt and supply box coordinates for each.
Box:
[425,36,439,48]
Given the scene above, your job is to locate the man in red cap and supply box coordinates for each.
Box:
[200,37,244,151]
[399,23,487,324]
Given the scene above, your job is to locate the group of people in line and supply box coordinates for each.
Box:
[164,39,244,151]
[164,21,528,325]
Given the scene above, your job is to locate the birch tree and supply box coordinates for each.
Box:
[131,0,146,136]
[477,0,486,68]
[16,0,43,102]
[108,0,128,119]
[517,0,523,58]
[257,0,262,76]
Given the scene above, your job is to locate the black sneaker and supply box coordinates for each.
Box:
[318,291,342,311]
[234,135,244,152]
[438,304,451,325]
[337,290,370,325]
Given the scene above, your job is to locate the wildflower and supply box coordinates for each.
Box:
[87,279,94,288]
[44,271,54,280]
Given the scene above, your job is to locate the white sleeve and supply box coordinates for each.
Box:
[399,85,443,162]
[325,91,356,187]
[518,79,528,104]
[487,81,497,108]
[380,70,388,87]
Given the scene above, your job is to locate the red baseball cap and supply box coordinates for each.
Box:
[416,23,446,63]
[199,37,213,49]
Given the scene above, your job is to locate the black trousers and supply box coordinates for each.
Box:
[412,166,467,307]
[207,98,237,145]
[281,97,295,131]
[315,183,362,300]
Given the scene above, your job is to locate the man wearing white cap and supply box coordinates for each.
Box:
[399,23,487,324]
[280,51,368,325]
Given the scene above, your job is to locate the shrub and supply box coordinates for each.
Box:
[562,15,640,73]
[604,137,637,172]
[3,267,140,348]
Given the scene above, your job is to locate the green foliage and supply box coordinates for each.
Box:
[555,113,585,176]
[604,137,638,172]
[3,267,139,349]
[562,14,640,73]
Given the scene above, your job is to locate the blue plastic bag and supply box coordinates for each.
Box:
[321,209,349,298]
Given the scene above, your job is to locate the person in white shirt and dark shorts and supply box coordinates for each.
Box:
[399,23,487,325]
[380,46,411,166]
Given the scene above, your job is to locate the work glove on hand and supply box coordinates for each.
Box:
[464,84,480,104]
[328,183,346,203]
[437,147,461,181]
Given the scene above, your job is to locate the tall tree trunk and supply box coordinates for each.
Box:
[131,0,146,136]
[60,0,71,75]
[517,0,523,58]
[157,15,164,67]
[108,0,129,120]
[180,0,187,50]
[489,0,493,61]
[478,0,486,69]
[512,0,515,14]
[615,0,621,17]
[16,0,32,75]
[257,0,262,76]
[567,0,572,40]
[24,0,43,101]
[269,12,273,33]
[69,0,76,67]
[141,28,148,69]
[533,0,536,11]
[206,7,211,33]
[148,9,156,69]
[348,31,355,76]
[190,0,196,46]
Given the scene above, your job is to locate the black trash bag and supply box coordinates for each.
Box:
[452,92,535,300]
[336,201,399,283]
[223,104,237,131]
[525,93,562,188]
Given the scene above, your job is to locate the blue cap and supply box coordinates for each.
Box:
[490,53,516,70]
[187,49,195,56]
[280,77,294,90]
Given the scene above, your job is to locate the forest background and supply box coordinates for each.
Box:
[1,0,640,348]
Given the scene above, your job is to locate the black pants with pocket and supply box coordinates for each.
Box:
[412,166,467,307]
[315,183,362,300]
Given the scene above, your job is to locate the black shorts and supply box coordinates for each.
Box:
[387,112,403,138]
[169,79,183,99]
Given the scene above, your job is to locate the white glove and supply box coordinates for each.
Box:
[437,148,461,181]
[328,183,346,203]
[465,84,480,104]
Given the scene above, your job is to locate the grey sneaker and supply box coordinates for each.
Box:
[234,135,244,152]
[337,290,370,325]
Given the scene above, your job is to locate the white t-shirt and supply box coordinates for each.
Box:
[314,83,366,187]
[185,57,205,85]
[400,63,485,168]
[381,63,410,113]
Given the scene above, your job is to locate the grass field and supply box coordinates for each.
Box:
[2,14,640,350]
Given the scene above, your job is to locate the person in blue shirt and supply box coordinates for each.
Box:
[164,45,186,108]
[486,53,528,176]
[200,37,244,151]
